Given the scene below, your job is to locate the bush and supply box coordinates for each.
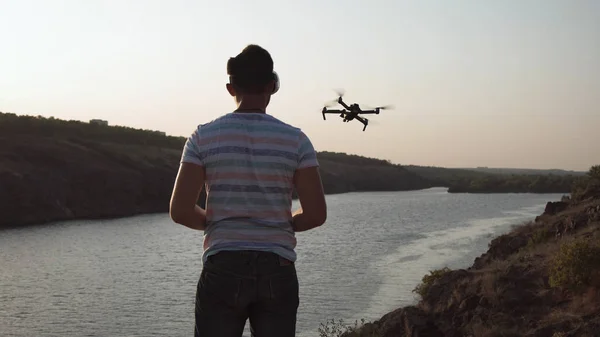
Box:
[413,267,452,298]
[549,239,600,290]
[527,227,554,247]
[318,318,377,337]
[571,165,600,201]
[589,165,600,180]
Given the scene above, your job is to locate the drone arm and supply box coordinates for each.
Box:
[356,109,379,114]
[322,109,345,120]
[354,115,368,131]
[338,100,351,110]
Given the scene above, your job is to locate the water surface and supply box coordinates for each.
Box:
[0,188,562,336]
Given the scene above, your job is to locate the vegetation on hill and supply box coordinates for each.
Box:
[0,112,431,228]
[446,173,577,194]
[0,112,184,148]
[0,111,585,228]
[319,165,600,337]
[404,165,580,194]
[0,112,185,228]
[316,152,430,194]
[461,167,586,176]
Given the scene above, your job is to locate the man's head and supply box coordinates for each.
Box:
[226,44,279,105]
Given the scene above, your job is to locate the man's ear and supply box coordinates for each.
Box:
[266,79,276,95]
[226,83,236,97]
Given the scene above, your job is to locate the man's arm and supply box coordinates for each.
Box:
[169,162,207,231]
[292,166,327,232]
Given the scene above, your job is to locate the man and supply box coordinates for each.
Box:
[169,44,327,337]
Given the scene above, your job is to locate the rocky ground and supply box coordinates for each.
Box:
[341,178,600,337]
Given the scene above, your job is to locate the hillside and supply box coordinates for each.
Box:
[404,165,579,194]
[328,166,600,337]
[0,112,582,228]
[0,112,431,228]
[462,167,587,176]
[316,152,430,194]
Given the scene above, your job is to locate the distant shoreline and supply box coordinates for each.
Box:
[0,112,580,229]
[1,188,568,230]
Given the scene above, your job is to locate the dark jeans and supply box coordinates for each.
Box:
[194,250,299,337]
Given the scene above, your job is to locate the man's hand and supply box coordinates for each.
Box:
[292,166,327,232]
[170,162,207,231]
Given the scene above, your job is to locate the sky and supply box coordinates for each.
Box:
[1,0,598,171]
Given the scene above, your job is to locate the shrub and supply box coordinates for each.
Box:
[571,165,600,201]
[527,227,554,247]
[413,267,452,298]
[589,165,600,180]
[318,318,377,337]
[549,239,600,290]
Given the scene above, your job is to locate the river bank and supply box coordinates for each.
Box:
[0,112,580,229]
[335,168,600,337]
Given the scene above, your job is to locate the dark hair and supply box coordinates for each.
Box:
[227,44,274,94]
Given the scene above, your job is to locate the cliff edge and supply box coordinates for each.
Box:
[337,166,600,337]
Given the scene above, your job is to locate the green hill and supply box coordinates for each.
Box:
[461,166,587,176]
[404,165,579,194]
[0,112,583,228]
[0,112,431,228]
[316,152,430,194]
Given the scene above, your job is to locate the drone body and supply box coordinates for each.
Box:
[321,91,392,131]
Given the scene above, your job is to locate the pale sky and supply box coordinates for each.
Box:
[1,0,598,171]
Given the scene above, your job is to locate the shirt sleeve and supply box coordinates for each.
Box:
[297,131,319,169]
[180,127,204,167]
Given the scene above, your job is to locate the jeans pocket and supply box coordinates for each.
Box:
[268,267,299,307]
[196,268,242,309]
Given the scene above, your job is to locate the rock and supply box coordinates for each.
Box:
[363,307,444,337]
[459,296,480,312]
[543,201,568,216]
[472,234,528,269]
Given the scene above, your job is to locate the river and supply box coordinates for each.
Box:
[0,188,562,336]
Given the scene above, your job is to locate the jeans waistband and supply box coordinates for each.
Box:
[208,250,294,267]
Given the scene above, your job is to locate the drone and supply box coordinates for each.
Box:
[321,90,393,131]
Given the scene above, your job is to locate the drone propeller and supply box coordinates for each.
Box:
[324,99,339,107]
[333,88,345,98]
[365,104,395,110]
[324,89,347,107]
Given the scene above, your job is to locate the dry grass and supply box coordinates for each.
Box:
[569,286,600,315]
[467,323,521,337]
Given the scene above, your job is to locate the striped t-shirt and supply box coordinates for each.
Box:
[180,112,319,263]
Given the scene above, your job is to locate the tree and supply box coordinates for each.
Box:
[589,165,600,180]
